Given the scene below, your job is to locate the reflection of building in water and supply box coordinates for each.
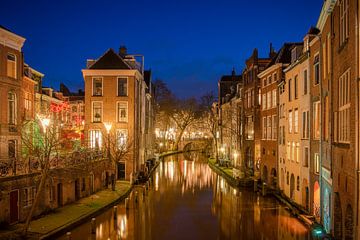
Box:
[212,174,310,240]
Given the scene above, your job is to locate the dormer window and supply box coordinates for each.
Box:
[7,53,16,79]
[291,47,297,63]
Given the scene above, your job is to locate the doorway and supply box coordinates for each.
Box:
[9,190,19,224]
[118,162,126,180]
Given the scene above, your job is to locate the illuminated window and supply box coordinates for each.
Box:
[313,101,320,139]
[7,53,16,78]
[92,77,103,96]
[92,101,102,123]
[272,115,277,139]
[294,109,298,133]
[117,129,128,149]
[272,89,276,108]
[23,187,36,207]
[337,69,350,143]
[262,117,267,139]
[314,153,320,174]
[296,143,299,163]
[89,130,102,149]
[8,92,17,125]
[267,91,271,109]
[262,93,266,110]
[288,110,292,133]
[117,102,128,122]
[267,116,272,140]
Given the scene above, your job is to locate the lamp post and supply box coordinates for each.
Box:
[39,117,50,133]
[104,122,112,159]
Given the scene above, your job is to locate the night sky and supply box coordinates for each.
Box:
[1,0,323,98]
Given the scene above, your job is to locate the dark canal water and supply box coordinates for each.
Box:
[58,152,311,240]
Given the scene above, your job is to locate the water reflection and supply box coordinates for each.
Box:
[57,153,311,240]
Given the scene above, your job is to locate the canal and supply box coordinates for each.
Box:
[58,152,311,240]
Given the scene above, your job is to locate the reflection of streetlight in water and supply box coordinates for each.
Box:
[117,214,128,239]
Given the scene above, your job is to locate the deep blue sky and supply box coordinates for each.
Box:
[1,0,323,98]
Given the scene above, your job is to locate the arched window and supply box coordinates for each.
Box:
[8,92,16,125]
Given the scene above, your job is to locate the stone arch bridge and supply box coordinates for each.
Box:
[179,138,212,153]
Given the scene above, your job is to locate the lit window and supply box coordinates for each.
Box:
[92,78,103,96]
[272,89,276,108]
[7,53,16,78]
[313,101,321,139]
[294,109,298,133]
[262,93,266,110]
[267,116,272,140]
[267,92,271,109]
[92,101,102,122]
[8,92,16,125]
[337,69,350,143]
[89,130,102,149]
[272,115,277,139]
[314,153,320,174]
[262,117,267,139]
[288,110,292,133]
[116,129,128,149]
[23,187,36,207]
[117,102,128,122]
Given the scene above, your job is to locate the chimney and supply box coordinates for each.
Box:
[269,43,276,58]
[119,45,127,57]
[86,59,95,68]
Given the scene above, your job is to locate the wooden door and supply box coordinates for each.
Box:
[10,190,19,224]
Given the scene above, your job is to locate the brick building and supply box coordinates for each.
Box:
[242,49,271,177]
[82,47,150,181]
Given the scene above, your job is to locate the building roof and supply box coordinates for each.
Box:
[89,48,131,70]
[266,42,303,67]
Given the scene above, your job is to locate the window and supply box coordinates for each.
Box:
[251,89,255,107]
[92,101,102,123]
[268,75,272,84]
[8,92,16,125]
[246,116,254,140]
[117,102,128,122]
[294,109,298,133]
[267,116,272,140]
[267,91,271,109]
[302,111,309,139]
[263,78,267,87]
[287,172,289,185]
[117,77,128,96]
[8,140,16,159]
[303,147,309,167]
[89,130,102,149]
[116,129,128,149]
[23,187,36,207]
[24,92,32,112]
[297,176,300,191]
[282,126,285,144]
[288,110,292,133]
[262,117,267,139]
[314,153,320,174]
[72,106,77,113]
[314,55,320,85]
[257,88,261,105]
[272,89,277,108]
[262,93,266,110]
[295,143,299,163]
[287,142,291,161]
[7,53,16,78]
[292,142,295,161]
[273,73,277,82]
[337,69,350,143]
[340,0,349,45]
[92,78,103,96]
[303,69,308,95]
[272,115,277,139]
[288,79,292,101]
[324,96,329,140]
[313,101,321,139]
[294,75,298,99]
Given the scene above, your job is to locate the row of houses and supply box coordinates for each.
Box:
[0,25,155,226]
[217,0,359,239]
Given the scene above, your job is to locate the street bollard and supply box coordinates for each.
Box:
[91,218,96,234]
[125,197,129,211]
[262,182,267,196]
[253,179,258,192]
[66,232,71,240]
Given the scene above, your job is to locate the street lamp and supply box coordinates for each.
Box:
[233,151,238,167]
[38,115,50,133]
[103,122,112,159]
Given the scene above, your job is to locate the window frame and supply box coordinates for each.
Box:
[92,77,103,96]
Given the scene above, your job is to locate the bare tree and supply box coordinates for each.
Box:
[20,119,63,235]
[199,92,220,161]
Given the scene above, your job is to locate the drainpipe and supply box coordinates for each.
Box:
[355,0,360,237]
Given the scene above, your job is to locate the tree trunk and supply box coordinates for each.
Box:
[173,128,185,151]
[214,138,219,163]
[23,169,48,236]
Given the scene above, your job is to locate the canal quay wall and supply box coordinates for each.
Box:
[207,157,330,239]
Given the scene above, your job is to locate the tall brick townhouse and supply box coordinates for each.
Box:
[83,47,153,181]
[242,49,271,177]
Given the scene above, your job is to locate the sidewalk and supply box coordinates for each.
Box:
[0,181,132,240]
[207,158,253,187]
